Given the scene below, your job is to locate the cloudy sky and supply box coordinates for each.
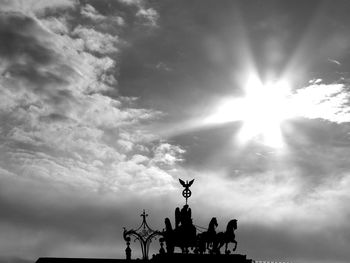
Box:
[1,0,350,262]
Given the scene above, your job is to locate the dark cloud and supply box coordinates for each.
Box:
[6,64,69,88]
[39,113,71,123]
[284,119,350,180]
[0,12,77,106]
[0,174,177,260]
[0,14,56,64]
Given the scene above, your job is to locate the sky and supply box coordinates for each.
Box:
[1,0,350,262]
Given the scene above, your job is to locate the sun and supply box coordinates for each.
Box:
[205,75,295,148]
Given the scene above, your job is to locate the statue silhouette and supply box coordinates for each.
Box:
[180,205,187,225]
[214,219,238,254]
[163,205,197,254]
[164,218,175,254]
[160,178,239,256]
[175,207,180,229]
[197,217,218,254]
[125,240,131,260]
[180,204,192,227]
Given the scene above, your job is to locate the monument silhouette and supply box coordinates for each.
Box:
[36,179,256,263]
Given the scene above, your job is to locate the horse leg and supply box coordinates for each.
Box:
[207,240,213,252]
[215,240,223,255]
[232,240,237,252]
[199,243,204,254]
[210,240,215,254]
[205,234,211,251]
[200,237,206,254]
[198,240,203,254]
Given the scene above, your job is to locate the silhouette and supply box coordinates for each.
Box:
[196,217,218,254]
[164,204,197,254]
[179,179,194,188]
[179,179,194,204]
[163,218,175,254]
[123,210,163,260]
[175,207,180,228]
[179,204,192,226]
[163,205,238,255]
[36,179,254,263]
[125,241,131,261]
[214,219,238,254]
[162,179,239,256]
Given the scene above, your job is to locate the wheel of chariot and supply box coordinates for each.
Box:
[182,188,192,198]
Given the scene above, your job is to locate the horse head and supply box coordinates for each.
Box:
[226,219,237,233]
[209,217,218,230]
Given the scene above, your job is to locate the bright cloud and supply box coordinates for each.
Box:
[0,2,183,196]
[0,0,76,14]
[136,7,159,27]
[292,82,350,123]
[81,4,106,21]
[72,26,121,54]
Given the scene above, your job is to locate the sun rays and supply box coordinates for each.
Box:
[204,74,295,148]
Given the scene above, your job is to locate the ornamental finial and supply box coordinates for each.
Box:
[179,178,194,204]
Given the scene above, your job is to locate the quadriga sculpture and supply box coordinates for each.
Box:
[162,205,238,255]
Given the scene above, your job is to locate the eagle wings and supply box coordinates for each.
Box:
[179,179,194,188]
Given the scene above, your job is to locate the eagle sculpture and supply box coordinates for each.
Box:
[179,179,194,188]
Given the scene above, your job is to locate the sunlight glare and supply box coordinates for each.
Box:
[206,75,295,148]
[237,77,293,147]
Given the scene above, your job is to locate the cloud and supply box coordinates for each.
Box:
[328,58,341,66]
[2,2,350,263]
[155,62,172,72]
[195,168,349,225]
[72,25,121,54]
[118,0,159,27]
[0,0,76,14]
[80,4,125,26]
[81,4,106,21]
[136,7,159,27]
[0,3,184,194]
[183,166,350,263]
[41,16,69,35]
[0,14,57,65]
[151,143,185,169]
[117,0,143,6]
[0,2,184,261]
[0,174,178,260]
[291,82,350,123]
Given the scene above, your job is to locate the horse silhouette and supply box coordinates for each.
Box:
[196,217,218,254]
[214,219,238,254]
